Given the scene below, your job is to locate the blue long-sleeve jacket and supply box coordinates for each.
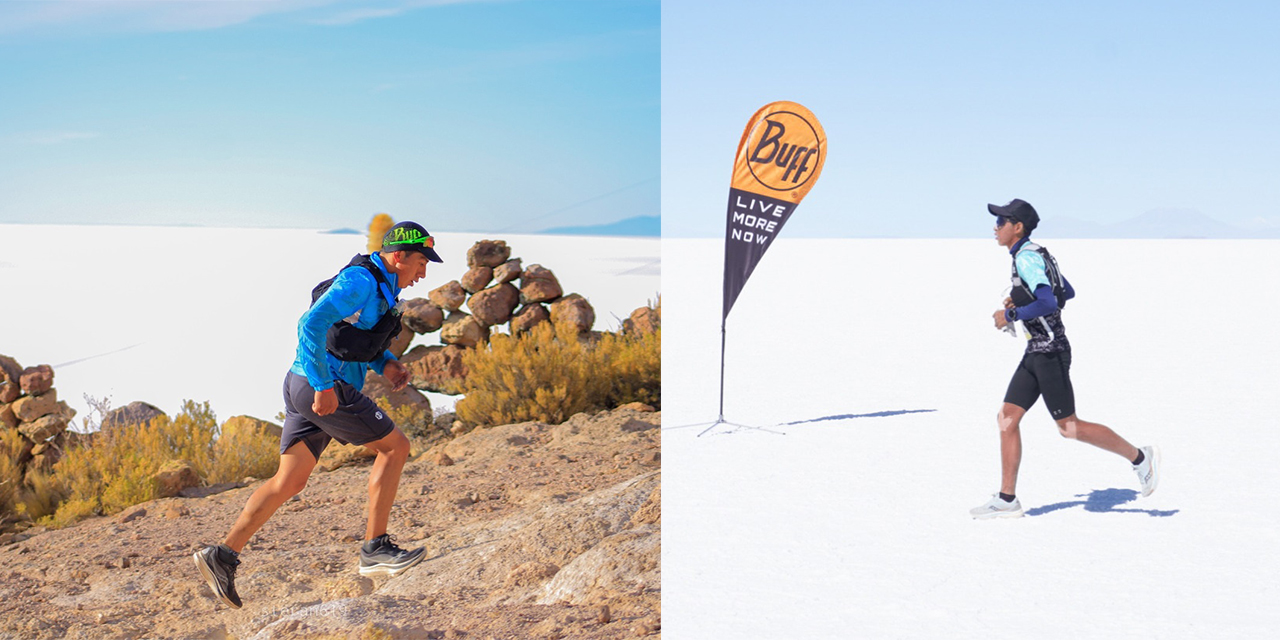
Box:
[290,253,400,392]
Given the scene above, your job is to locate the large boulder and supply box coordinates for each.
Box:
[549,294,596,334]
[519,264,563,304]
[401,298,445,334]
[19,413,69,442]
[511,303,550,334]
[401,345,469,394]
[12,390,58,422]
[102,401,166,431]
[152,460,201,498]
[537,526,659,605]
[388,318,414,358]
[0,355,23,404]
[493,258,523,284]
[623,304,660,336]
[221,415,283,440]
[466,240,512,268]
[19,364,54,396]
[0,403,17,430]
[460,266,494,294]
[468,283,520,326]
[428,281,467,312]
[441,312,487,348]
[28,448,63,474]
[362,370,433,413]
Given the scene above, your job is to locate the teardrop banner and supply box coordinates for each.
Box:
[723,101,827,318]
[700,101,826,436]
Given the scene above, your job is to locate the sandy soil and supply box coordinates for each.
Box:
[0,407,660,640]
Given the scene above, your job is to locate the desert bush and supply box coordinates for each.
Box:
[455,320,661,427]
[367,213,395,253]
[208,420,279,485]
[595,328,661,409]
[0,428,26,517]
[17,466,64,522]
[456,322,603,426]
[37,400,278,529]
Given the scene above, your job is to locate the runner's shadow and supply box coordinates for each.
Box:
[780,409,936,426]
[1026,488,1179,518]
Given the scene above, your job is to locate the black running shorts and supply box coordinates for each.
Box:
[1003,350,1075,420]
[280,371,396,460]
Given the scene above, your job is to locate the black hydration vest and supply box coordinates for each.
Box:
[1010,242,1069,353]
[310,254,402,362]
[1009,242,1068,309]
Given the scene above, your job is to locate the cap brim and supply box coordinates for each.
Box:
[385,245,444,263]
[987,203,1011,217]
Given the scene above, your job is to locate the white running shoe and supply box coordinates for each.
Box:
[970,494,1024,519]
[1134,445,1161,497]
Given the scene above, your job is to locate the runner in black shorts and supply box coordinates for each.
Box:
[194,222,443,608]
[971,200,1161,520]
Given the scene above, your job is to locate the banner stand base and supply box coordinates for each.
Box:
[693,417,786,438]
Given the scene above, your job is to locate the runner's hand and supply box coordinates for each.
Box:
[384,360,410,392]
[313,388,338,416]
[1003,296,1015,310]
[993,309,1009,330]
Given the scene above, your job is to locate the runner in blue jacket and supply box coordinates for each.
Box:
[971,200,1161,519]
[196,221,443,607]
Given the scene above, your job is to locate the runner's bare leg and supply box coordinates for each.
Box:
[1056,415,1139,461]
[223,441,317,552]
[361,427,411,540]
[999,402,1026,496]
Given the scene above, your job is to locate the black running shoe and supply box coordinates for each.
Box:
[193,544,242,608]
[358,534,425,577]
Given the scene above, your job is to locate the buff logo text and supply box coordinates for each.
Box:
[748,120,819,185]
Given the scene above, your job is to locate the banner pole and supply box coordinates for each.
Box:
[717,316,727,423]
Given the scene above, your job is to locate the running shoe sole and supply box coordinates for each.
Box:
[358,550,426,577]
[972,508,1024,520]
[193,549,241,609]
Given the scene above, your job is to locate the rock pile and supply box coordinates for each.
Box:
[395,240,599,394]
[1,355,76,491]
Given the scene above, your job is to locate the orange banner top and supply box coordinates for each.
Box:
[731,101,827,204]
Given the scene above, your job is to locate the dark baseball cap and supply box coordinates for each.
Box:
[988,198,1039,233]
[381,221,443,263]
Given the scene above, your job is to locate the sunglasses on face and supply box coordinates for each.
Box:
[995,216,1010,228]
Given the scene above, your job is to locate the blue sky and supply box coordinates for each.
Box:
[662,1,1280,237]
[0,0,659,232]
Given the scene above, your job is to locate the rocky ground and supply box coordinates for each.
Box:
[0,407,660,640]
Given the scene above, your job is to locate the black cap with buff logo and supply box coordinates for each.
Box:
[381,221,443,263]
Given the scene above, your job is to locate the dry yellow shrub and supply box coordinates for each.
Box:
[37,400,279,529]
[0,428,26,516]
[367,213,395,253]
[455,320,660,427]
[209,420,279,484]
[595,328,661,409]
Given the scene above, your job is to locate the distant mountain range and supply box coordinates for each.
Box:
[1042,209,1280,239]
[541,215,659,237]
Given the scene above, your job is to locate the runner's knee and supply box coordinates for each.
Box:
[997,408,1021,433]
[1056,417,1079,439]
[273,472,309,497]
[373,429,410,460]
[390,430,410,459]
